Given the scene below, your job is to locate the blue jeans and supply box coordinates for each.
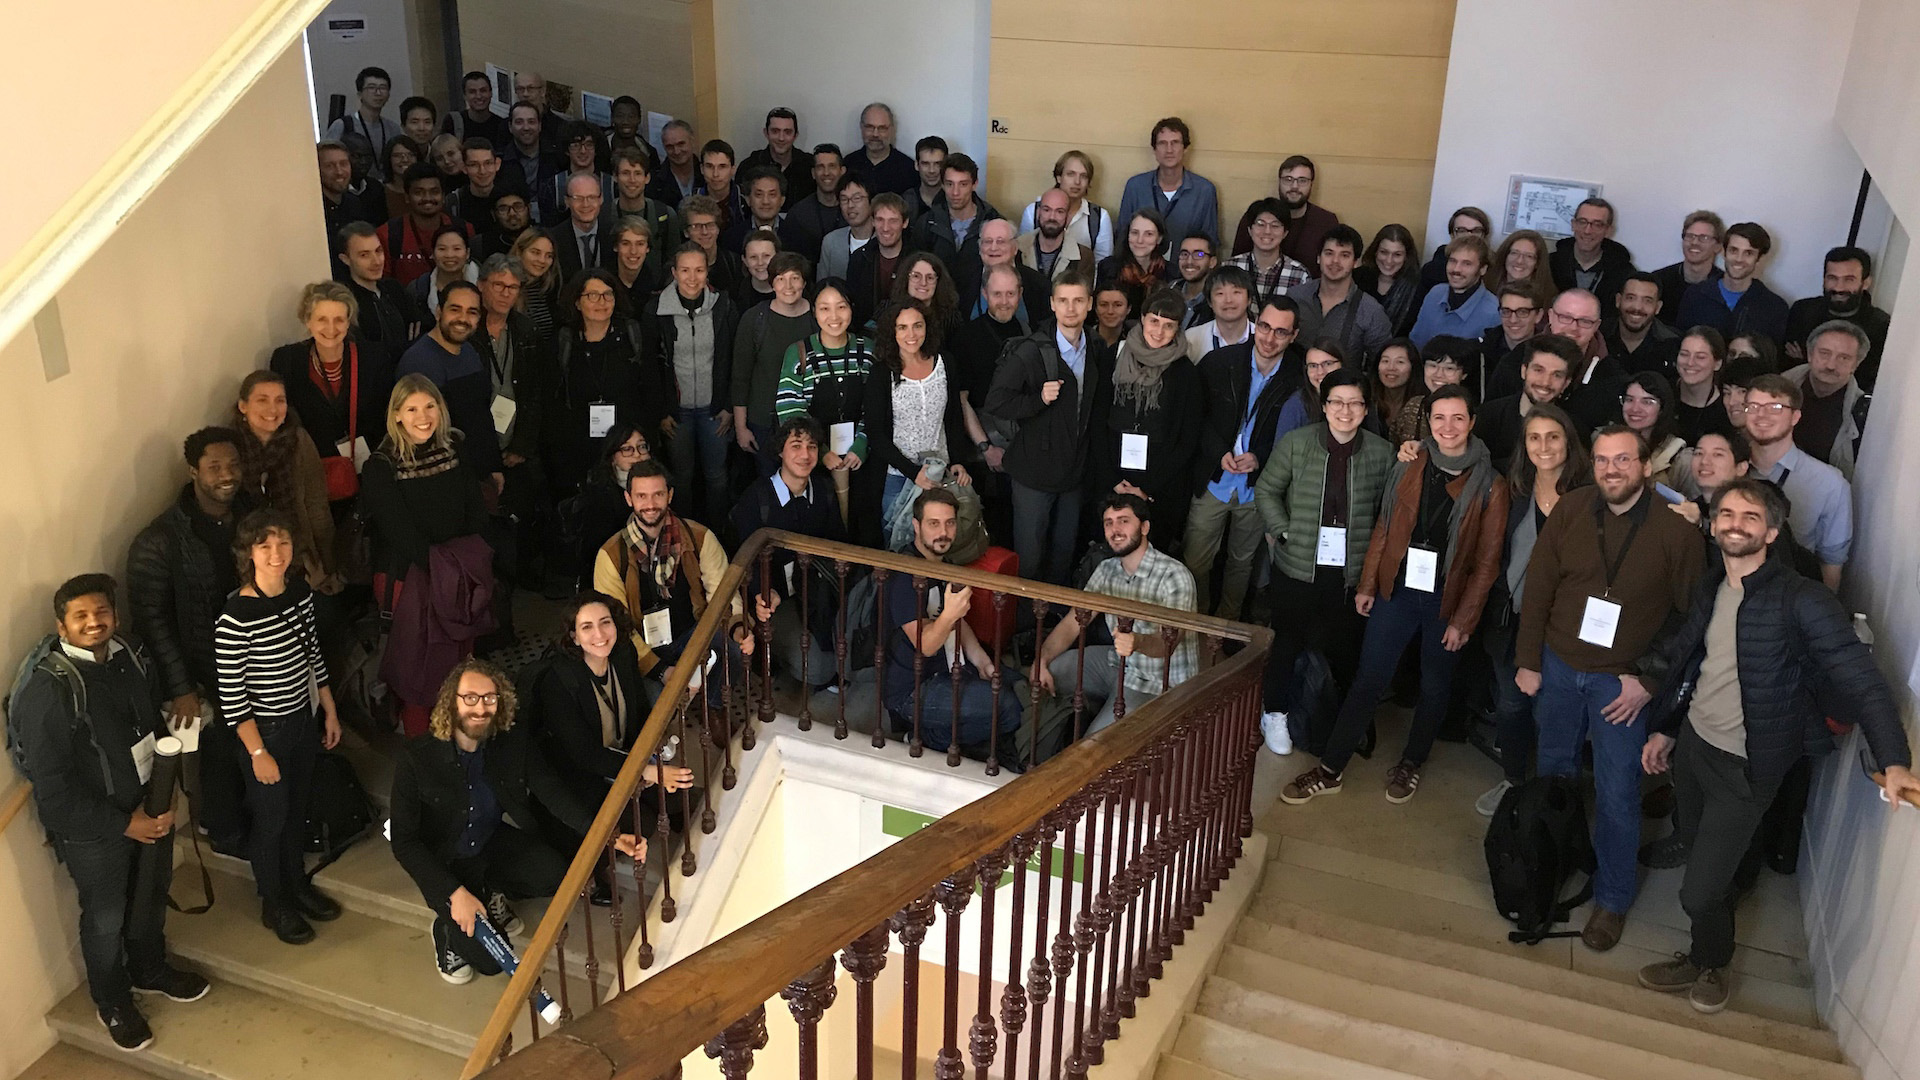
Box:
[1534,645,1646,914]
[887,665,1024,754]
[883,470,911,522]
[1488,632,1535,785]
[1320,587,1462,776]
[55,832,174,1009]
[671,407,731,523]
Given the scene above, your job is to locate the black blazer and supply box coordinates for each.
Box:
[531,645,656,790]
[1549,237,1637,318]
[389,722,594,904]
[984,329,1112,494]
[269,338,396,460]
[548,221,620,287]
[1193,341,1305,489]
[844,237,926,330]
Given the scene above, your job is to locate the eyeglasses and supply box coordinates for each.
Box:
[1451,224,1489,236]
[1550,311,1600,330]
[1572,217,1610,230]
[1177,250,1213,261]
[456,692,501,706]
[1278,176,1313,188]
[581,290,617,303]
[1306,359,1343,374]
[1498,306,1537,319]
[685,220,719,232]
[1323,399,1367,411]
[615,441,647,456]
[1253,323,1296,337]
[1681,232,1719,245]
[1742,402,1792,415]
[1620,394,1659,408]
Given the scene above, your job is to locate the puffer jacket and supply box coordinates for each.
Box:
[1637,552,1911,783]
[1253,422,1394,588]
[124,485,229,699]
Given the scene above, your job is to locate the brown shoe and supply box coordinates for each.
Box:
[1384,761,1421,804]
[1581,907,1626,951]
[1280,765,1343,805]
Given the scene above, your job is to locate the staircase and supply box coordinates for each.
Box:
[1151,750,1853,1080]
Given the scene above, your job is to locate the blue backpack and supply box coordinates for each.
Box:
[5,634,139,806]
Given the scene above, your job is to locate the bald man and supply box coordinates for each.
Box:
[1016,187,1095,283]
[965,218,1049,328]
[512,70,571,156]
[549,172,619,282]
[1549,288,1631,431]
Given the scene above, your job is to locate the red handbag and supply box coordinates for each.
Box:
[320,345,361,501]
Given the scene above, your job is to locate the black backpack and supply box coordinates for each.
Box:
[1484,776,1594,944]
[305,751,375,874]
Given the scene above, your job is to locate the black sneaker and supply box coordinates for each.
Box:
[133,966,209,1003]
[262,903,316,945]
[485,891,524,937]
[290,883,343,922]
[433,917,474,985]
[98,1002,153,1052]
[1639,832,1692,870]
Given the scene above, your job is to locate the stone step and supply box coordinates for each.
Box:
[19,1042,157,1080]
[1167,1013,1426,1080]
[1250,859,1824,1031]
[1232,910,1842,1065]
[1152,1053,1244,1080]
[46,979,462,1080]
[1214,940,1853,1080]
[1195,974,1611,1080]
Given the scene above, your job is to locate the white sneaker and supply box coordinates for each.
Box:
[1475,780,1514,817]
[1260,712,1293,755]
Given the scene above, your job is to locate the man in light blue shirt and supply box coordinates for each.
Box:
[1118,118,1220,253]
[1743,374,1851,590]
[1410,234,1500,347]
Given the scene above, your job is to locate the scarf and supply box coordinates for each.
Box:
[625,514,683,595]
[1376,436,1497,575]
[1111,323,1188,412]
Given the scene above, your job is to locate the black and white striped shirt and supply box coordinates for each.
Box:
[214,580,328,729]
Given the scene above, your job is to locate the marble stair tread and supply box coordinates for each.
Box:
[1169,1013,1429,1080]
[47,980,463,1080]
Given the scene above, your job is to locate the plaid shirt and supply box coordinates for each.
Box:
[1230,252,1311,307]
[1085,545,1201,695]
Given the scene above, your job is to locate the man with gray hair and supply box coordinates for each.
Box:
[846,102,916,197]
[473,253,552,584]
[1781,319,1873,480]
[966,217,1047,327]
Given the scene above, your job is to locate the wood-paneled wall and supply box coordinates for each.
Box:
[986,0,1456,253]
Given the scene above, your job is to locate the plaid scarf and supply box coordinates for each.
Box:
[624,513,684,596]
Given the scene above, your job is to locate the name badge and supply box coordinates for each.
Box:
[1120,432,1150,471]
[1316,526,1347,567]
[1405,547,1438,592]
[131,732,157,785]
[1579,596,1623,649]
[641,606,675,648]
[830,421,856,456]
[491,395,517,436]
[334,436,371,470]
[589,402,617,439]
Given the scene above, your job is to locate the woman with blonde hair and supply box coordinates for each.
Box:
[234,370,339,591]
[508,229,561,344]
[1017,149,1114,260]
[1485,229,1555,299]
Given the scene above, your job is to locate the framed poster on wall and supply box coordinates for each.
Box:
[1503,175,1603,238]
[486,63,513,117]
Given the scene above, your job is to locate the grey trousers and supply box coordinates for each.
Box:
[1047,644,1165,737]
[1182,492,1264,620]
[1672,724,1782,969]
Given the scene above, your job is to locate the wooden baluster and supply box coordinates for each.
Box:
[1050,795,1083,1080]
[781,957,838,1080]
[1110,616,1133,726]
[1025,816,1058,1080]
[609,813,628,993]
[754,550,775,730]
[579,883,600,1007]
[726,576,756,754]
[909,575,926,757]
[632,796,654,969]
[892,893,938,1080]
[717,662,739,791]
[698,681,719,831]
[971,848,1007,1080]
[1124,758,1152,1008]
[1145,742,1171,982]
[842,924,891,1080]
[1162,626,1180,695]
[934,868,977,1080]
[986,593,1009,775]
[834,559,851,740]
[703,1004,769,1080]
[1028,600,1051,771]
[1069,608,1093,744]
[676,694,698,877]
[1170,723,1195,940]
[1000,830,1036,1080]
[1102,764,1135,1038]
[871,567,890,749]
[1236,667,1257,842]
[1181,719,1206,928]
[657,713,678,922]
[1082,773,1122,1067]
[1066,779,1102,1079]
[553,920,572,1022]
[948,643,964,768]
[796,551,814,731]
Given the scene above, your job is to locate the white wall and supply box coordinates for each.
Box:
[1426,0,1865,302]
[304,0,420,134]
[710,0,990,172]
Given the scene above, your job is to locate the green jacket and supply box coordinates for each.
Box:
[1254,423,1394,587]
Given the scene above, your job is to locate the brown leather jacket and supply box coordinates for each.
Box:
[1358,447,1509,633]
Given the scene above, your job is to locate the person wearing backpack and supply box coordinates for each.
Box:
[1632,479,1917,1012]
[731,417,847,691]
[11,575,208,1052]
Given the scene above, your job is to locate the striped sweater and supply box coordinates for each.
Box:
[214,579,328,730]
[774,334,875,459]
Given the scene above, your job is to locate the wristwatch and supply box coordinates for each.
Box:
[975,440,990,453]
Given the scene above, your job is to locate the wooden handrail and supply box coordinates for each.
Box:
[0,784,31,837]
[476,618,1271,1080]
[1868,772,1920,809]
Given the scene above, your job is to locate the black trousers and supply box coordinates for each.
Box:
[1672,725,1783,969]
[1262,566,1364,715]
[430,825,571,974]
[237,716,319,907]
[192,718,250,846]
[56,831,174,1010]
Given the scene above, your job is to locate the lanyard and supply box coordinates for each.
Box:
[311,343,359,445]
[1593,497,1645,596]
[1413,463,1454,546]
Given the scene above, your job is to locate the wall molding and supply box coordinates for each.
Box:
[0,0,330,353]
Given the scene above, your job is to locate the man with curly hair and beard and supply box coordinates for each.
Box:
[389,658,642,985]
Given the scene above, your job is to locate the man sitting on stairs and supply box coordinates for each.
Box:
[389,658,643,984]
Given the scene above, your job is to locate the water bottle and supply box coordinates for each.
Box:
[472,917,563,1025]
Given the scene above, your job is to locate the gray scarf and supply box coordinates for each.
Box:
[1111,323,1188,412]
[1376,436,1497,576]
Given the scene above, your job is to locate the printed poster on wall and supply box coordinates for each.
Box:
[485,63,513,117]
[581,92,614,128]
[1503,175,1603,239]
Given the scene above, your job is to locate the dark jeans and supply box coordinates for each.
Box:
[1321,587,1464,776]
[193,717,250,846]
[1011,481,1081,585]
[886,665,1024,755]
[1534,645,1645,914]
[430,824,571,974]
[670,406,732,527]
[1672,725,1782,969]
[237,716,319,907]
[56,831,174,1010]
[1485,621,1535,784]
[1262,566,1363,714]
